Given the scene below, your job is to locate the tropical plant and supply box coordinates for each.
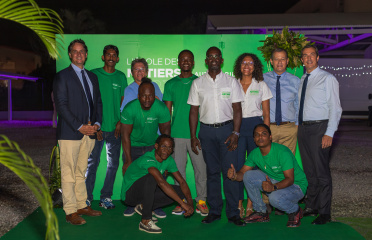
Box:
[0,135,59,240]
[258,26,313,70]
[0,0,64,59]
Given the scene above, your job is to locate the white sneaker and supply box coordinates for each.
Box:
[139,220,162,234]
[135,204,158,223]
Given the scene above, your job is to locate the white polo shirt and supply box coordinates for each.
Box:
[187,71,244,124]
[240,78,273,118]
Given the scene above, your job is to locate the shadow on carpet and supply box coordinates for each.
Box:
[1,201,364,240]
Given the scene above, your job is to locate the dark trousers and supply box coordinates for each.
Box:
[237,117,262,200]
[199,122,239,218]
[125,174,184,219]
[298,121,332,214]
[130,145,155,162]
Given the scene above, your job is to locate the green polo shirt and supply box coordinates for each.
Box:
[121,149,179,201]
[91,68,127,132]
[245,142,308,194]
[120,99,170,146]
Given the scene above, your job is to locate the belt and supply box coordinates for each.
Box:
[302,120,328,126]
[270,121,291,126]
[201,120,233,128]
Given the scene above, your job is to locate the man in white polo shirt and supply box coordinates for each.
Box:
[188,46,245,226]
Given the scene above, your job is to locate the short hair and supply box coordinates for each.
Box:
[178,49,194,59]
[253,123,272,136]
[131,58,148,73]
[271,48,288,59]
[156,134,175,148]
[68,39,87,54]
[138,77,155,92]
[301,44,319,57]
[233,53,264,81]
[206,46,222,57]
[103,45,119,56]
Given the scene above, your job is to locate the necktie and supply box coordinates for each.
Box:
[81,70,94,121]
[298,74,310,125]
[275,76,282,125]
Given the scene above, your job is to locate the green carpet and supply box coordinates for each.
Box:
[1,201,364,240]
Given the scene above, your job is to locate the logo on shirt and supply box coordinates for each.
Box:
[221,91,231,99]
[250,90,259,95]
[271,166,282,172]
[146,117,158,124]
[113,83,121,89]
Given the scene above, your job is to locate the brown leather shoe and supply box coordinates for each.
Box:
[66,212,86,225]
[77,206,102,217]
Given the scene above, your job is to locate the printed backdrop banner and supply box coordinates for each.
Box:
[56,34,303,200]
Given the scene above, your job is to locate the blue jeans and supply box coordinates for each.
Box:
[86,131,121,201]
[243,170,304,214]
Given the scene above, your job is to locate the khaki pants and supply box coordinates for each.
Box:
[58,136,95,215]
[270,122,298,155]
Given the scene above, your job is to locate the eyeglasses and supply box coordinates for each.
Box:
[207,54,221,60]
[133,68,146,72]
[160,145,173,151]
[241,61,254,66]
[71,50,86,55]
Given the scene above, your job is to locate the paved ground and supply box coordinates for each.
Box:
[0,119,371,237]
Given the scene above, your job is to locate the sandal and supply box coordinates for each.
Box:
[238,207,245,219]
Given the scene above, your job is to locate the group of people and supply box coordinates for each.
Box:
[53,38,342,234]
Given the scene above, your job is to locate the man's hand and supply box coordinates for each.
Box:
[79,124,97,136]
[114,121,121,138]
[262,176,275,192]
[191,137,202,155]
[227,164,237,180]
[93,124,100,131]
[122,162,131,176]
[182,202,194,217]
[97,130,103,141]
[224,133,238,151]
[322,135,333,149]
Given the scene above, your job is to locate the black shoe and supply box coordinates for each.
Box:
[275,209,285,215]
[201,214,221,224]
[312,214,331,225]
[303,208,318,217]
[228,216,246,226]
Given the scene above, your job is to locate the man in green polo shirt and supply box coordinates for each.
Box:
[163,50,208,216]
[228,124,308,227]
[121,78,171,217]
[86,45,128,209]
[121,134,194,234]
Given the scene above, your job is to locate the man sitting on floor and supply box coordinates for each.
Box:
[121,134,194,234]
[227,124,308,227]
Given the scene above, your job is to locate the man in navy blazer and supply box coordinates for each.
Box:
[53,39,103,225]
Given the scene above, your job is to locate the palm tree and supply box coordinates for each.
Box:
[0,0,63,59]
[0,1,63,239]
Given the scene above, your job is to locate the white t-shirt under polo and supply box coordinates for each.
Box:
[187,71,244,124]
[240,78,273,118]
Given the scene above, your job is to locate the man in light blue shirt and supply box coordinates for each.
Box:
[120,58,162,111]
[264,48,300,155]
[297,45,342,225]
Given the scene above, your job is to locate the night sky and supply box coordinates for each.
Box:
[0,0,299,53]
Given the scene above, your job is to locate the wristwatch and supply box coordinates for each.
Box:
[273,184,278,191]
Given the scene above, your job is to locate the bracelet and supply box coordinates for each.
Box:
[232,131,240,137]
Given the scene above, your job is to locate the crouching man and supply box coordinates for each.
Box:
[227,124,308,227]
[121,134,194,234]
